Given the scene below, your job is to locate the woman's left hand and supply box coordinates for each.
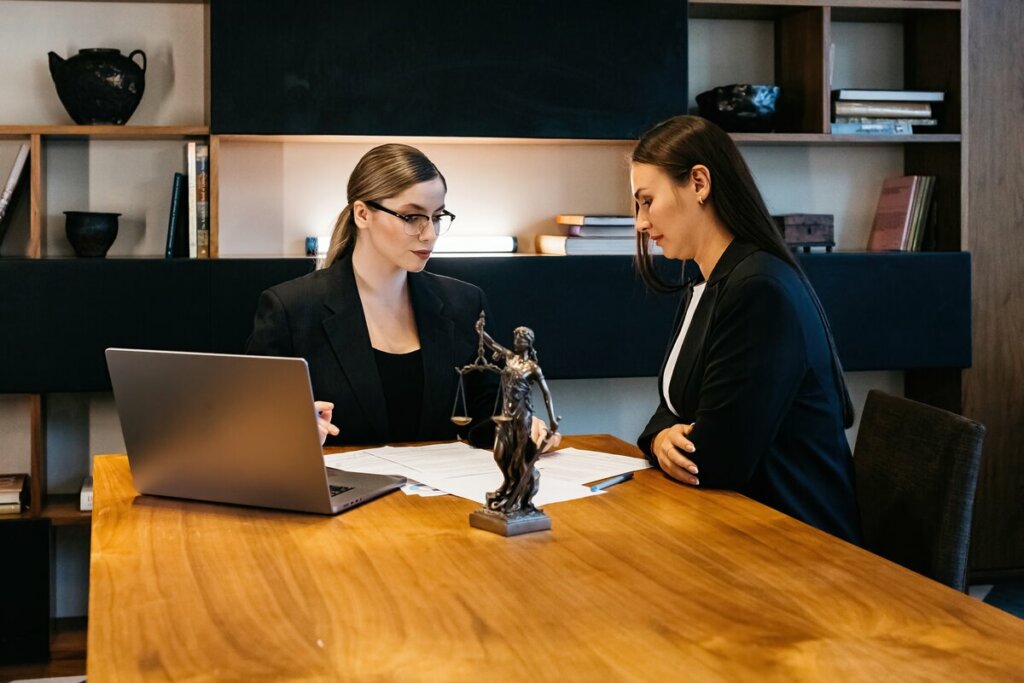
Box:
[531,416,561,453]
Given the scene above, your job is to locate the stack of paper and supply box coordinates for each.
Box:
[323,443,649,506]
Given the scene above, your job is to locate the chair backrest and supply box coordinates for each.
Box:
[854,390,985,592]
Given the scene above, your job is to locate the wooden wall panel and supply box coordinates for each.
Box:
[963,0,1024,578]
[776,7,829,133]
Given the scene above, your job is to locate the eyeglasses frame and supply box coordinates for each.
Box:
[363,199,456,236]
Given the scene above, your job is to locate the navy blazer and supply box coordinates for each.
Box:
[245,251,498,447]
[638,241,861,543]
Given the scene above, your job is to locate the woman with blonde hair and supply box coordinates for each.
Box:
[247,144,557,450]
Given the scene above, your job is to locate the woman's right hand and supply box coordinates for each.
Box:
[314,401,340,446]
[652,423,700,486]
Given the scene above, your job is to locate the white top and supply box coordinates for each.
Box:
[662,282,707,417]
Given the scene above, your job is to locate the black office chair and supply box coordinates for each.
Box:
[854,390,985,592]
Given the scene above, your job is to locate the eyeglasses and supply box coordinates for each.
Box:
[364,200,456,236]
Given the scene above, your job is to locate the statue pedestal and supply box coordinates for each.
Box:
[469,507,551,536]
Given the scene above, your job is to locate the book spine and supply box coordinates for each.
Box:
[186,141,198,258]
[867,176,919,251]
[910,176,936,251]
[80,475,93,512]
[0,144,30,226]
[904,177,926,251]
[564,225,638,238]
[834,89,944,102]
[536,235,568,255]
[165,173,185,259]
[834,117,938,126]
[196,144,210,259]
[831,121,914,135]
[835,101,933,118]
[555,214,634,227]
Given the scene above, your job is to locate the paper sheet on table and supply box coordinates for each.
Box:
[409,470,602,506]
[323,441,643,505]
[324,442,489,480]
[536,447,651,485]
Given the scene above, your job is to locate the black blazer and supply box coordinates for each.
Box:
[638,241,861,544]
[245,251,498,447]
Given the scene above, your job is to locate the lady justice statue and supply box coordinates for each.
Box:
[456,313,560,536]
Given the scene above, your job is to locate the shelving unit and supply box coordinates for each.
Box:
[4,0,1022,672]
[0,125,210,260]
[0,0,969,516]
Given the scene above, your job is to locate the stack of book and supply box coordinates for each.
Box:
[832,89,944,135]
[866,175,936,252]
[0,473,28,514]
[536,215,650,255]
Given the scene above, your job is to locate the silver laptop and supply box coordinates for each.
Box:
[105,348,405,515]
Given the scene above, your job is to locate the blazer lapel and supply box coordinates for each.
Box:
[658,285,693,399]
[409,272,455,438]
[669,282,718,412]
[321,255,389,440]
[667,241,761,413]
[657,260,704,399]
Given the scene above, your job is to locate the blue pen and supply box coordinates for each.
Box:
[590,471,634,492]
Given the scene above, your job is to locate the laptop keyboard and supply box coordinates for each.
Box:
[330,484,354,497]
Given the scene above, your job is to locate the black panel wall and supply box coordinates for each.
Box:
[211,1,688,138]
[427,252,972,377]
[0,518,50,663]
[0,259,314,393]
[0,252,969,392]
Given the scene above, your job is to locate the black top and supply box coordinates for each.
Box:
[373,348,424,444]
[638,241,862,544]
[244,250,497,447]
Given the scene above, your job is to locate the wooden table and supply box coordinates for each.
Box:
[88,435,1024,681]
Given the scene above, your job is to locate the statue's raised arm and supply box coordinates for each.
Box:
[475,314,511,360]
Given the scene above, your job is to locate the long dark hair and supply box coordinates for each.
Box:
[632,115,854,427]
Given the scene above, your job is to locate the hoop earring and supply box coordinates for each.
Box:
[698,196,706,206]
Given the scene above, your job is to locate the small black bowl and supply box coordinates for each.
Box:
[696,84,781,133]
[64,211,120,257]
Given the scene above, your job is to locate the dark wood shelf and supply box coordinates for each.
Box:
[689,0,959,21]
[41,494,91,527]
[731,133,961,145]
[0,124,208,140]
[52,616,87,661]
[209,132,961,146]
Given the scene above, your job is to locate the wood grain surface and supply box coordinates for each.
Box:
[88,435,1024,681]
[962,0,1024,577]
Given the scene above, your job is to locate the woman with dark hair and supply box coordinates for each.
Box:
[246,143,559,451]
[632,116,861,543]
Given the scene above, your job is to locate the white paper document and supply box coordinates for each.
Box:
[535,448,651,484]
[323,442,649,506]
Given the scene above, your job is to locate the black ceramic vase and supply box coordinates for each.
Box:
[48,48,147,125]
[64,211,120,257]
[696,84,781,133]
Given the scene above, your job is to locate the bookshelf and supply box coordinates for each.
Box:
[0,125,210,260]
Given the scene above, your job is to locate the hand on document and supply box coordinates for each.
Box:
[315,401,340,445]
